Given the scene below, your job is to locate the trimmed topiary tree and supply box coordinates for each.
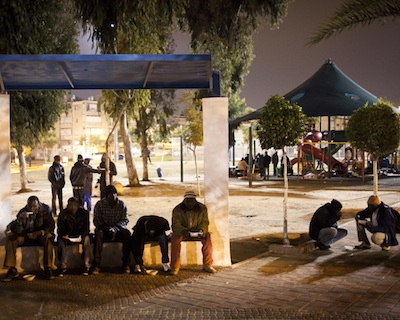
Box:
[346,100,400,195]
[256,95,307,245]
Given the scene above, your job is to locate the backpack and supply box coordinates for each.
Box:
[390,207,400,233]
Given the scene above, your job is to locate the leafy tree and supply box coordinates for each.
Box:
[256,95,307,245]
[181,91,203,195]
[37,131,58,163]
[178,0,292,119]
[75,0,176,184]
[346,100,400,195]
[132,89,176,181]
[308,0,400,45]
[0,0,79,191]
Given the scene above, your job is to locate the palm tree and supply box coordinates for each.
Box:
[308,0,400,45]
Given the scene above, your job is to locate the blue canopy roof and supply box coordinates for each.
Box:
[0,54,214,92]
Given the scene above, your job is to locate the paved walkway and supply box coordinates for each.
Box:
[2,219,400,319]
[3,166,400,319]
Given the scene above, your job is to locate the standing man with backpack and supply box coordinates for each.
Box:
[355,195,398,251]
[48,155,65,217]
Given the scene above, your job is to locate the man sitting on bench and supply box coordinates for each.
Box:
[2,196,55,281]
[170,191,216,275]
[131,215,171,274]
[92,185,131,274]
[57,197,91,276]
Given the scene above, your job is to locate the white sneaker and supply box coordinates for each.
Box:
[162,262,171,272]
[133,264,141,273]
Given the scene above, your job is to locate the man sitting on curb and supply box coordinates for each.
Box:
[309,199,348,250]
[170,191,216,275]
[131,215,171,274]
[355,195,398,251]
[92,185,131,274]
[2,196,55,281]
[57,197,91,276]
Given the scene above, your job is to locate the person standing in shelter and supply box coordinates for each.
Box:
[355,195,398,251]
[2,196,55,281]
[131,215,171,274]
[170,191,216,275]
[83,158,95,212]
[98,153,117,199]
[70,154,101,206]
[92,185,131,274]
[309,199,347,250]
[57,197,91,276]
[48,155,65,217]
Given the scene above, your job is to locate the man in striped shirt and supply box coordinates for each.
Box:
[92,185,131,274]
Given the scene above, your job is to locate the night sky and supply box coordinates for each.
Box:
[78,0,400,109]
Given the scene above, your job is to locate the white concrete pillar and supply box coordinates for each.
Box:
[0,94,11,241]
[202,97,230,266]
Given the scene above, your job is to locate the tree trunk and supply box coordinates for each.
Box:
[141,135,149,181]
[141,144,149,181]
[282,148,290,245]
[119,112,140,186]
[16,145,30,192]
[193,146,201,196]
[373,157,379,195]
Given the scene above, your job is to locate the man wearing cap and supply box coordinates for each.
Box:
[309,199,348,250]
[355,195,398,251]
[170,191,216,275]
[92,185,131,274]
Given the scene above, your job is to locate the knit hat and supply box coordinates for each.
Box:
[105,185,117,197]
[367,195,380,206]
[184,191,196,199]
[330,199,342,212]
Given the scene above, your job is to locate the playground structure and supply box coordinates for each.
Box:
[291,130,349,178]
[291,130,399,178]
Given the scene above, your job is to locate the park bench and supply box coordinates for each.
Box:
[0,234,203,273]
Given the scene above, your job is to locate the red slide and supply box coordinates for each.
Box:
[291,143,348,175]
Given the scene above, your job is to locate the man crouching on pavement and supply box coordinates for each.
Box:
[170,191,216,275]
[355,195,398,251]
[309,199,348,250]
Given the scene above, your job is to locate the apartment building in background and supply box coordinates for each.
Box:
[53,96,113,161]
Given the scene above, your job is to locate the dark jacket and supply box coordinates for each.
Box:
[99,160,117,185]
[48,162,65,188]
[70,161,100,187]
[57,207,90,238]
[309,203,340,240]
[356,202,398,246]
[84,164,94,192]
[132,215,170,239]
[7,202,55,235]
